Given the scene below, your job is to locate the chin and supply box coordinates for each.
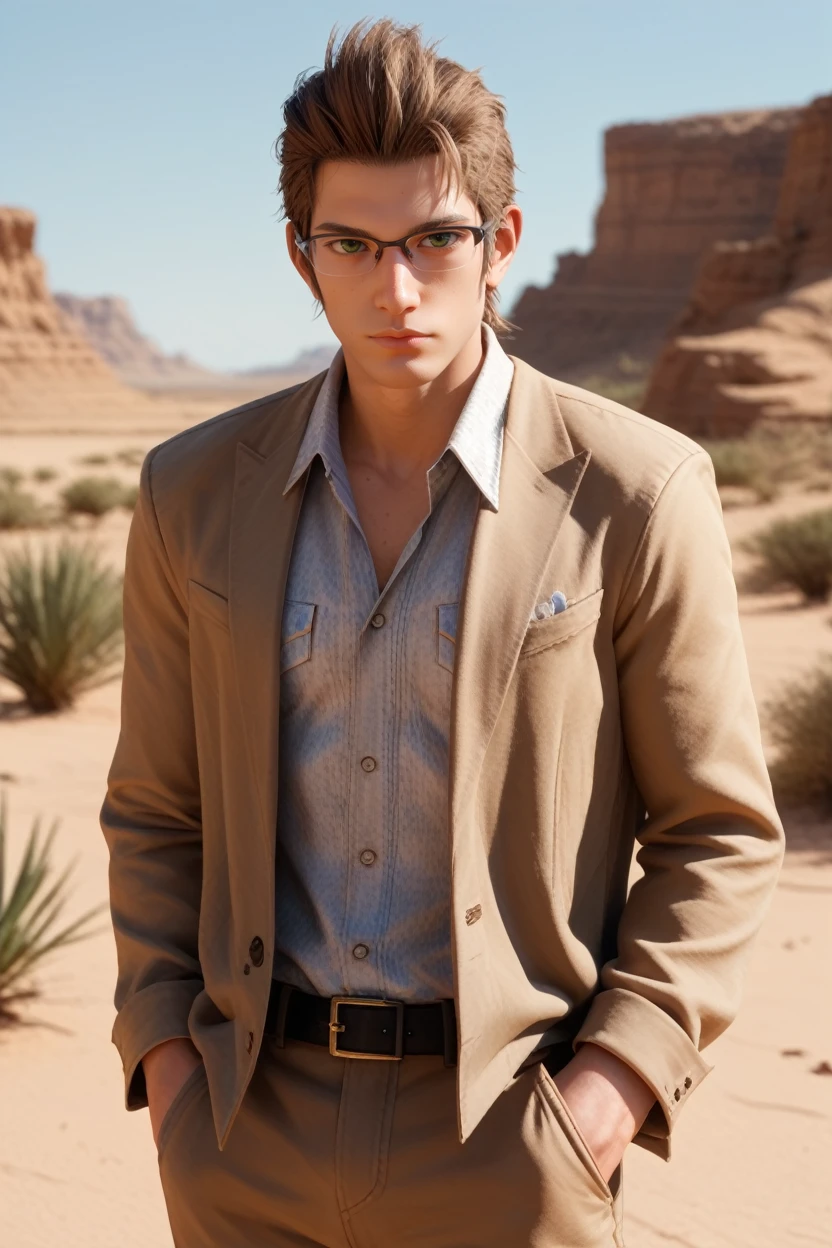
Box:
[367,356,447,388]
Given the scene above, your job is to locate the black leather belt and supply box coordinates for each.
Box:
[265,980,458,1064]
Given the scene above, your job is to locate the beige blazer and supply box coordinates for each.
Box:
[101,356,784,1161]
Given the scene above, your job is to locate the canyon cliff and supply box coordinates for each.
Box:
[643,93,832,434]
[508,108,799,380]
[0,207,154,428]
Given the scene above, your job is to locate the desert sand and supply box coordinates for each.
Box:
[0,431,830,1248]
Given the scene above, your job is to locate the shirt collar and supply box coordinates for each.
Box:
[283,323,514,510]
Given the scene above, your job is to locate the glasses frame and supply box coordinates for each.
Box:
[294,222,495,276]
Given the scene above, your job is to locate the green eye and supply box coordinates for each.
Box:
[332,238,367,255]
[422,232,457,249]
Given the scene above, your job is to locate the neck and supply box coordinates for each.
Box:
[338,327,485,486]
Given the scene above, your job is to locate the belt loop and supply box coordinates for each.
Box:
[441,999,458,1067]
[273,983,294,1048]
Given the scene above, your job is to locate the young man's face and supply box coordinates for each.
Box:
[287,155,520,388]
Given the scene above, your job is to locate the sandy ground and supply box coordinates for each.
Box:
[0,433,830,1247]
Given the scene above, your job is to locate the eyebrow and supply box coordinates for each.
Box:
[310,214,472,237]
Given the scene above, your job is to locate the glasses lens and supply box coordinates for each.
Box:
[308,237,377,277]
[407,229,479,273]
[306,228,484,276]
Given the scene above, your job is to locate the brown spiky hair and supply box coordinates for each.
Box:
[275,19,518,333]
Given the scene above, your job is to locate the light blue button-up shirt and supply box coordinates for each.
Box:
[273,325,514,1001]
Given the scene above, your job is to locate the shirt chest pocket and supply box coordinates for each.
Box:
[280,600,316,674]
[436,602,459,673]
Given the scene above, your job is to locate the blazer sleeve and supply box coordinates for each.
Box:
[100,450,204,1110]
[573,449,785,1155]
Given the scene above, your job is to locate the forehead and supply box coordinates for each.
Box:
[312,156,477,233]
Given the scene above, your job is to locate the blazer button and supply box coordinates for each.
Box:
[248,936,265,967]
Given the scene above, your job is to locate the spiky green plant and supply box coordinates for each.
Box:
[61,476,125,519]
[742,508,832,602]
[0,541,123,711]
[0,793,105,1021]
[766,658,832,813]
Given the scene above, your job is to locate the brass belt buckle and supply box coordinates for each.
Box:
[329,996,405,1060]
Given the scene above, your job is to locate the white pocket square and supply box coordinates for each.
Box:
[530,590,568,622]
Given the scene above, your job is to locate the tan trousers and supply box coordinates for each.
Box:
[157,1036,626,1247]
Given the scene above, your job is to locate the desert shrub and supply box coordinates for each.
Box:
[115,447,145,468]
[767,658,832,813]
[120,483,139,511]
[61,475,125,518]
[78,453,110,467]
[0,484,47,531]
[0,792,104,1022]
[0,541,123,711]
[0,468,24,489]
[32,467,58,484]
[742,508,832,602]
[701,439,779,503]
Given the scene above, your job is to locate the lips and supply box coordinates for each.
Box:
[370,331,430,345]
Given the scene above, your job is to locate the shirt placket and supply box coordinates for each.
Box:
[336,454,460,996]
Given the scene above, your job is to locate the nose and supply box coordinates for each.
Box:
[373,245,421,315]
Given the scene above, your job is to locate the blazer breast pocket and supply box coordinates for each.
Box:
[187,579,230,632]
[280,601,316,674]
[519,588,603,659]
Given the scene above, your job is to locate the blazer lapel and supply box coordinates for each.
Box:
[450,361,590,827]
[228,379,322,850]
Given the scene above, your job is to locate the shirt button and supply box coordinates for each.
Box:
[360,756,377,773]
[352,943,370,960]
[359,849,377,866]
[370,613,385,629]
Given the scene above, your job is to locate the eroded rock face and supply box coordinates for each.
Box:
[54,293,220,388]
[643,94,832,434]
[508,108,798,379]
[0,206,153,427]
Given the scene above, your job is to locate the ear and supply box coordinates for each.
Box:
[485,205,522,291]
[285,222,318,296]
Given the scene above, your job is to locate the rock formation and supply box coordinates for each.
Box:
[643,93,832,435]
[54,293,220,388]
[508,107,799,380]
[0,206,158,429]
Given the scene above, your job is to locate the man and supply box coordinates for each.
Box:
[101,19,784,1248]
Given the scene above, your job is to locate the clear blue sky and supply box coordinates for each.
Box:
[3,1,830,371]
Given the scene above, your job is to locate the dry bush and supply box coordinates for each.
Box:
[115,447,145,468]
[32,467,58,484]
[61,475,125,519]
[77,453,111,467]
[0,484,48,531]
[742,508,832,602]
[701,439,779,502]
[120,483,139,511]
[767,658,832,814]
[0,541,123,711]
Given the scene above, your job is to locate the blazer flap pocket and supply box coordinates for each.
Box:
[521,588,603,656]
[188,579,230,631]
